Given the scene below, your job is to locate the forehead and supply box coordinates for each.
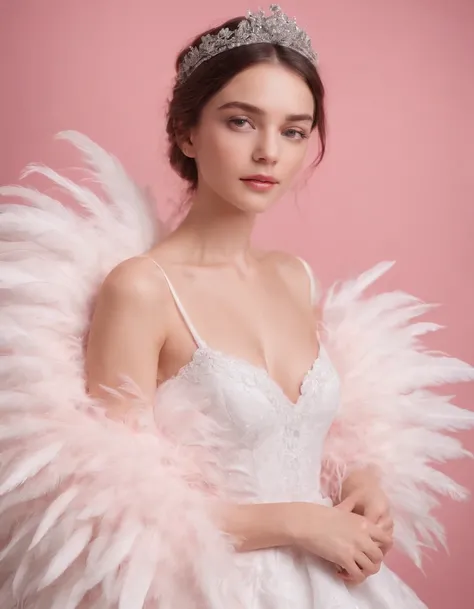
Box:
[208,62,314,115]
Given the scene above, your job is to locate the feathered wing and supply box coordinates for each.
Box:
[320,261,474,566]
[0,132,243,609]
[2,132,474,606]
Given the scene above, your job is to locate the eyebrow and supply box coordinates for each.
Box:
[217,101,314,123]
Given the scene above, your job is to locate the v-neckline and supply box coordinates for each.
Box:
[175,343,324,409]
[149,259,323,407]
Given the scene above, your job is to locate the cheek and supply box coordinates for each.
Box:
[214,127,247,160]
[196,126,238,166]
[193,131,243,194]
[280,142,310,178]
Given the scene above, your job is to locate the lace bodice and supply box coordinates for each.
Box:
[158,344,341,504]
[149,259,426,609]
[149,258,341,505]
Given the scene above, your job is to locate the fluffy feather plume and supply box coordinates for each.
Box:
[321,261,474,566]
[0,132,244,609]
[1,132,473,607]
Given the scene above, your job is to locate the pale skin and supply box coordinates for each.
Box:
[86,60,393,585]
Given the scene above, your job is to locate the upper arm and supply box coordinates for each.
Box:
[85,257,169,413]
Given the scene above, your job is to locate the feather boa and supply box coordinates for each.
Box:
[0,131,473,608]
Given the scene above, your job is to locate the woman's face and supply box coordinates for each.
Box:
[186,61,315,214]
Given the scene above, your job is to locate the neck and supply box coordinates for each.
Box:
[171,185,257,267]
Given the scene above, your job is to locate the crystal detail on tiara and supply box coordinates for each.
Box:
[177,4,318,84]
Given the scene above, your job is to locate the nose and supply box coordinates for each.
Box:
[252,130,279,165]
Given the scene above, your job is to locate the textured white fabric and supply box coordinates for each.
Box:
[154,271,428,609]
[3,131,471,607]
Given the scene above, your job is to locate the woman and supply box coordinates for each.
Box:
[1,5,473,609]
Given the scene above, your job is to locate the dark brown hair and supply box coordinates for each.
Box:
[166,17,326,192]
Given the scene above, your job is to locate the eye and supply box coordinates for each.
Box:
[284,128,308,140]
[228,117,253,130]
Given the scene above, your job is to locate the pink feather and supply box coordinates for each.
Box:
[321,265,474,564]
[0,132,473,609]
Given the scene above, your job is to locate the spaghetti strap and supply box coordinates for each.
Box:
[140,256,205,349]
[296,257,323,344]
[296,257,319,306]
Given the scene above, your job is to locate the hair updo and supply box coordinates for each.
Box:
[166,16,326,192]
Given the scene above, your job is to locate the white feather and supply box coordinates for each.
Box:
[0,442,63,495]
[39,523,94,588]
[322,261,474,565]
[119,532,159,609]
[1,132,472,607]
[29,487,80,549]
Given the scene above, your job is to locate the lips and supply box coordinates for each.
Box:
[240,176,279,192]
[241,175,278,184]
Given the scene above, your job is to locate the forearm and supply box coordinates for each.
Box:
[341,465,381,499]
[216,501,303,552]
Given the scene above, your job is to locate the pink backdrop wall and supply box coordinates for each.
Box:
[1,0,473,606]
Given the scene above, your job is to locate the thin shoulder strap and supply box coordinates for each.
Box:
[296,257,318,306]
[296,257,323,343]
[141,257,205,348]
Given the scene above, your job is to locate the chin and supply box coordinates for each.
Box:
[226,185,281,214]
[232,195,277,214]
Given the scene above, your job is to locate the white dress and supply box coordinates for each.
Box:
[4,134,474,609]
[153,262,428,609]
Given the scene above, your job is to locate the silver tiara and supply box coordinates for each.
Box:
[177,4,318,84]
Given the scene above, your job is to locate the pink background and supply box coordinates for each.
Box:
[1,0,473,606]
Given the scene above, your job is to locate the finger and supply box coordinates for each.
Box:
[369,523,393,547]
[361,540,383,565]
[355,552,381,577]
[336,569,357,583]
[365,503,388,523]
[364,504,381,522]
[380,543,393,556]
[380,514,394,527]
[339,560,366,584]
[365,510,384,524]
[336,496,356,512]
[374,518,394,547]
[337,569,365,585]
[378,516,394,534]
[379,536,394,555]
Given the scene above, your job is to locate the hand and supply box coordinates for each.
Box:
[290,502,391,585]
[336,481,394,557]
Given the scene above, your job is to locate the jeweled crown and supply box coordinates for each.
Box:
[177,4,318,84]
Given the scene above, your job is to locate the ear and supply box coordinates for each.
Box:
[177,132,195,159]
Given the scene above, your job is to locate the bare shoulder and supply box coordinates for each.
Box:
[259,250,320,307]
[86,256,172,402]
[98,256,171,313]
